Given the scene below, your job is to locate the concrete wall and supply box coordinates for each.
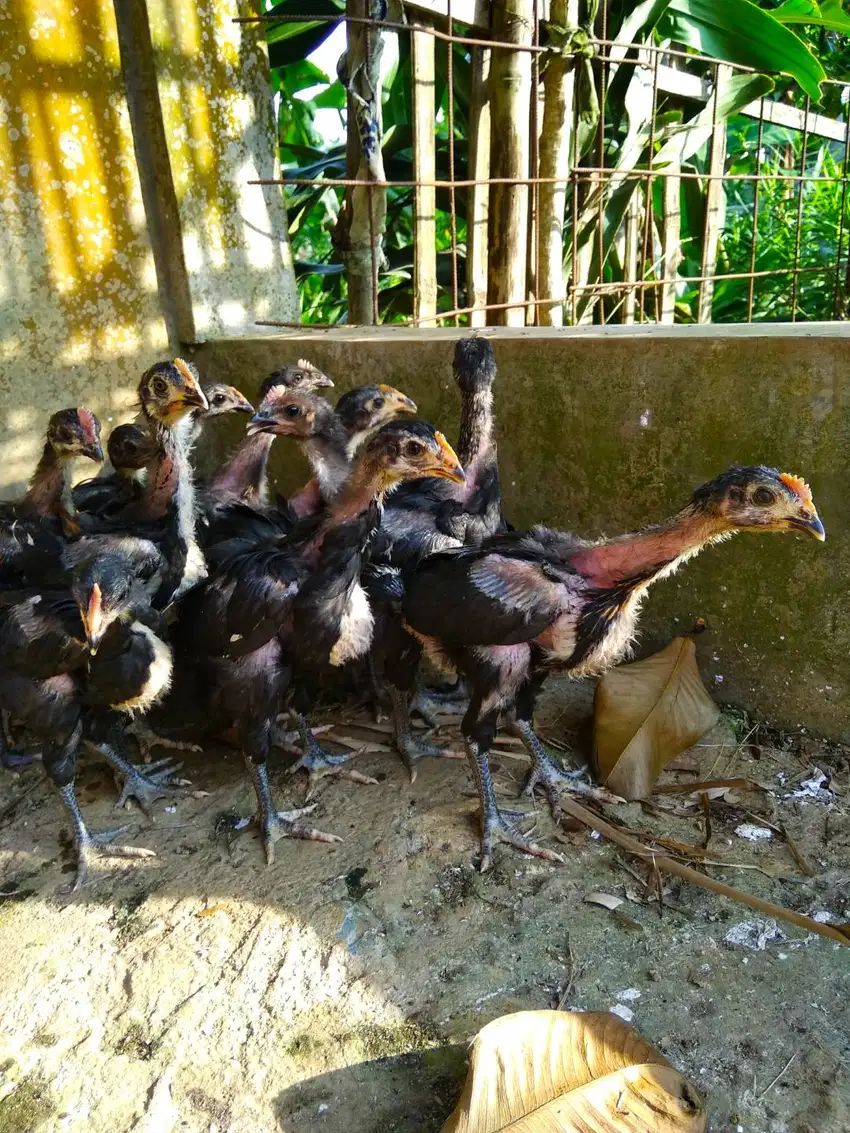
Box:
[0,0,297,496]
[189,324,850,739]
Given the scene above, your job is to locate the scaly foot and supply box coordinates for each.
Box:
[287,714,378,798]
[55,782,156,891]
[125,719,202,763]
[256,805,342,866]
[71,825,157,892]
[389,686,462,782]
[243,756,342,865]
[396,731,463,783]
[91,741,188,818]
[411,681,468,727]
[465,737,564,872]
[113,757,186,817]
[513,719,587,821]
[477,804,565,874]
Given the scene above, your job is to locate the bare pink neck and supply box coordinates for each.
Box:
[569,510,728,590]
[324,462,382,527]
[23,445,72,517]
[210,433,274,503]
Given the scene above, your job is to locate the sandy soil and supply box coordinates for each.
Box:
[0,679,848,1133]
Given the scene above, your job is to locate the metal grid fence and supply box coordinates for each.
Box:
[237,2,850,328]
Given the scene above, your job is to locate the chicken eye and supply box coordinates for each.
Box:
[753,487,775,506]
[372,396,385,410]
[284,404,302,419]
[404,440,424,458]
[212,394,225,407]
[153,377,168,396]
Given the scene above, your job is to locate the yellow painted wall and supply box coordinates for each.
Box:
[0,0,297,496]
[147,0,298,336]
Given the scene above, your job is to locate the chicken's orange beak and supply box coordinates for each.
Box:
[227,387,254,414]
[82,583,104,655]
[173,358,209,412]
[379,385,417,416]
[428,431,465,484]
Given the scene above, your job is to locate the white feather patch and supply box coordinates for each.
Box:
[112,623,173,713]
[329,582,375,667]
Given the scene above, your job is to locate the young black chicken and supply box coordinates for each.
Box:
[366,337,502,765]
[112,358,209,605]
[396,466,825,869]
[167,420,464,865]
[0,408,103,588]
[200,384,417,565]
[73,423,154,518]
[202,362,336,511]
[0,542,176,888]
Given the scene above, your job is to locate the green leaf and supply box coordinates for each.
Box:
[772,0,850,33]
[653,72,775,169]
[658,0,825,102]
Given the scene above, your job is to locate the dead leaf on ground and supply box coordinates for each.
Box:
[594,638,720,801]
[441,1010,706,1133]
[584,891,624,911]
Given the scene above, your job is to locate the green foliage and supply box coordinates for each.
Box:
[262,0,849,325]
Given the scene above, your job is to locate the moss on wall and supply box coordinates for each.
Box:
[190,326,850,738]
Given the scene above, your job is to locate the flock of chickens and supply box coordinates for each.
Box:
[0,338,826,886]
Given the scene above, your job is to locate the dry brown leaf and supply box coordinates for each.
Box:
[584,892,624,911]
[441,1011,706,1133]
[594,639,720,801]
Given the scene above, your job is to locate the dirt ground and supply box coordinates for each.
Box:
[0,678,848,1133]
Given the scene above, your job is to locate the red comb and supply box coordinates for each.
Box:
[780,473,814,508]
[77,406,98,441]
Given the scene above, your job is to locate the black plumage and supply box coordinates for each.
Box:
[397,466,826,870]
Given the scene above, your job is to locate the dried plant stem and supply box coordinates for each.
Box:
[560,795,850,947]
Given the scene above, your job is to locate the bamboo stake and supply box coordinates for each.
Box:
[622,189,640,324]
[486,0,533,326]
[537,0,579,327]
[467,45,491,327]
[660,164,682,324]
[698,64,730,325]
[560,795,850,947]
[334,0,388,324]
[412,16,438,325]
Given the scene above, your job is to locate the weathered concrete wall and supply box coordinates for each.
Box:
[146,0,299,336]
[190,324,850,739]
[0,0,297,496]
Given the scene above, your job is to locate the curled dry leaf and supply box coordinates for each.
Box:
[594,638,720,801]
[584,892,624,911]
[441,1011,706,1133]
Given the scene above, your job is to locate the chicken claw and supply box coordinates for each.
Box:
[243,756,341,864]
[92,741,188,818]
[125,719,202,763]
[57,783,156,892]
[287,714,378,798]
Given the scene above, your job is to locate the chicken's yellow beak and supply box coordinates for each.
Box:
[429,431,465,484]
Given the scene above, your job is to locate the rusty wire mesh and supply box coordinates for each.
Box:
[237,4,850,328]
